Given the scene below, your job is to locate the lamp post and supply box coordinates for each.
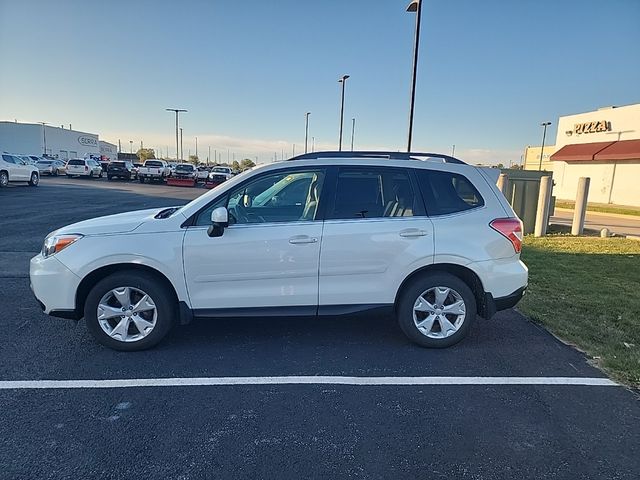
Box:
[312,136,315,153]
[304,112,311,153]
[166,108,187,162]
[195,136,198,161]
[538,122,551,171]
[350,118,356,151]
[129,140,133,154]
[180,128,183,161]
[406,0,423,152]
[338,74,350,151]
[38,122,48,156]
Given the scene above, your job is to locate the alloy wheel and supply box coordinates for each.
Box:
[413,286,466,339]
[97,286,157,343]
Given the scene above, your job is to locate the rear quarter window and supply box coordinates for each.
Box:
[417,170,484,216]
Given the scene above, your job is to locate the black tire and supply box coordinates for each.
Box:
[107,175,113,181]
[53,169,58,176]
[28,172,39,186]
[84,271,176,351]
[89,171,94,178]
[99,171,103,178]
[0,171,8,188]
[396,272,476,348]
[139,177,145,183]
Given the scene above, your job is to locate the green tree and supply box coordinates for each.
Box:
[231,160,241,171]
[189,155,199,165]
[136,148,156,162]
[240,158,255,171]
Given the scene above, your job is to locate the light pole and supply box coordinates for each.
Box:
[166,108,187,161]
[350,118,356,151]
[38,122,48,156]
[312,136,315,153]
[195,136,198,160]
[338,74,350,151]
[538,122,551,171]
[180,128,183,161]
[451,144,455,156]
[208,146,211,166]
[406,0,423,152]
[129,140,133,154]
[304,112,311,153]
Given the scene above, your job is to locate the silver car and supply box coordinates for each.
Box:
[36,160,65,176]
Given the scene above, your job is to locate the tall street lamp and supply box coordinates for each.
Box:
[304,112,311,153]
[538,122,552,171]
[350,118,356,151]
[129,140,133,154]
[38,122,48,156]
[338,74,350,151]
[166,108,187,161]
[406,0,423,152]
[195,136,198,160]
[180,128,184,161]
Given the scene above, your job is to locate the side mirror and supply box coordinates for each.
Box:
[207,207,228,237]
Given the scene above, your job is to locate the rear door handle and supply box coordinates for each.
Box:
[289,235,318,244]
[399,228,428,238]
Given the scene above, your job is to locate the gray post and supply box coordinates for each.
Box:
[496,173,509,197]
[571,177,591,235]
[534,176,553,237]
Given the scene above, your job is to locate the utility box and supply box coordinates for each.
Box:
[499,169,554,235]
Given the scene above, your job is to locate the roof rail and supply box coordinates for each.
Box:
[288,150,466,164]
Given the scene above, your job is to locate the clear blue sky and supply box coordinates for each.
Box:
[1,0,639,164]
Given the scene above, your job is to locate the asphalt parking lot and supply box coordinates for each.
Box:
[1,176,639,479]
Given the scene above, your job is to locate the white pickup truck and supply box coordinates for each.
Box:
[137,160,169,183]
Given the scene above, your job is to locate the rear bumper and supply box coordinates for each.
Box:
[494,286,526,311]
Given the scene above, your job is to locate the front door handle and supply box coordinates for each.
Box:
[289,235,318,245]
[399,228,428,238]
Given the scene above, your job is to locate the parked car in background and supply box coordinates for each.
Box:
[107,161,134,181]
[196,166,210,181]
[167,163,178,177]
[208,166,234,185]
[132,162,144,179]
[0,153,39,187]
[30,150,527,351]
[36,159,65,176]
[65,158,103,178]
[137,159,169,183]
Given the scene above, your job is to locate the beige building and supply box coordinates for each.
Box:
[524,103,640,206]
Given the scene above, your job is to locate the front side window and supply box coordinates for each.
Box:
[2,155,15,164]
[195,169,325,226]
[417,170,484,216]
[329,167,417,219]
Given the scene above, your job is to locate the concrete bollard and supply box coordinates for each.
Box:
[571,177,591,236]
[534,176,553,237]
[497,174,509,197]
[600,228,609,238]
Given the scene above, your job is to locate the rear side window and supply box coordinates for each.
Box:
[417,170,484,216]
[2,155,15,164]
[329,167,419,219]
[68,159,84,166]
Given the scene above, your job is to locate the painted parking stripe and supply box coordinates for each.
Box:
[0,376,617,390]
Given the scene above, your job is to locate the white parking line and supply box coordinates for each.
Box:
[0,376,617,390]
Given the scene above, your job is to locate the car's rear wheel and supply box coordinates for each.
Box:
[28,172,39,186]
[84,271,176,351]
[397,272,476,348]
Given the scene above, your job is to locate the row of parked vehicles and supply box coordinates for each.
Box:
[0,153,236,188]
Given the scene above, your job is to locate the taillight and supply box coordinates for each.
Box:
[490,218,523,253]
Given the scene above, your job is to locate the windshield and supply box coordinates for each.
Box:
[176,164,194,171]
[37,161,53,165]
[145,161,163,167]
[212,167,230,173]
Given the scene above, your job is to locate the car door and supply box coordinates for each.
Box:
[182,167,327,313]
[318,166,435,309]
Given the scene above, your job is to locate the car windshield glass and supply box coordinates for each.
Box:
[145,161,163,167]
[212,167,229,173]
[176,165,193,171]
[37,161,53,165]
[68,159,84,165]
[111,162,125,167]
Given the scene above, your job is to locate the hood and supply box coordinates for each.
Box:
[55,207,169,236]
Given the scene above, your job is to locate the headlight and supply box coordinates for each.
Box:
[42,234,83,258]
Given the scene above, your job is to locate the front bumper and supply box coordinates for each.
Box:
[30,254,81,316]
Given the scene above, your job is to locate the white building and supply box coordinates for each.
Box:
[0,121,100,161]
[99,140,118,163]
[549,103,640,206]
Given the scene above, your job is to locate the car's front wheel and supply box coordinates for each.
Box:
[0,171,8,187]
[397,272,476,348]
[84,271,176,351]
[28,172,39,186]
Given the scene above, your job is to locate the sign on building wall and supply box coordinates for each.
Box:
[78,136,98,147]
[573,120,610,135]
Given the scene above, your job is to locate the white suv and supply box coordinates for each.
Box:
[0,153,40,187]
[65,158,103,178]
[30,151,527,351]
